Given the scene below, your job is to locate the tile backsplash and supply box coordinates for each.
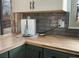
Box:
[22,12,79,36]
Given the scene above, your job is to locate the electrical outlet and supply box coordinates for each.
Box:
[58,19,65,28]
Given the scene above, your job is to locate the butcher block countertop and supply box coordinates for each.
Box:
[0,34,25,54]
[0,33,79,55]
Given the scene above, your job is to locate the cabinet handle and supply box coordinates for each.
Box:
[30,2,32,9]
[32,1,35,9]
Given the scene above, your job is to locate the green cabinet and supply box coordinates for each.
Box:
[0,44,79,58]
[9,45,26,58]
[25,45,79,58]
[0,52,8,58]
[26,44,43,58]
[43,48,79,58]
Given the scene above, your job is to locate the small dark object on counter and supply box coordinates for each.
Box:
[23,34,31,37]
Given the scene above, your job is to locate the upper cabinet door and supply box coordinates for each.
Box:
[33,0,63,11]
[11,0,63,12]
[12,0,32,12]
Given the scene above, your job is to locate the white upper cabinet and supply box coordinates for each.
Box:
[12,0,32,12]
[33,0,63,11]
[12,0,64,12]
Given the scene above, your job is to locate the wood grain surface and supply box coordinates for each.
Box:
[0,33,79,55]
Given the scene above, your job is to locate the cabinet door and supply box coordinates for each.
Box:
[33,0,63,11]
[26,45,43,58]
[0,52,8,58]
[9,45,26,58]
[12,0,32,12]
[43,49,79,58]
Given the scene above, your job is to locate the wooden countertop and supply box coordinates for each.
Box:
[0,33,79,55]
[0,34,25,54]
[25,35,79,55]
